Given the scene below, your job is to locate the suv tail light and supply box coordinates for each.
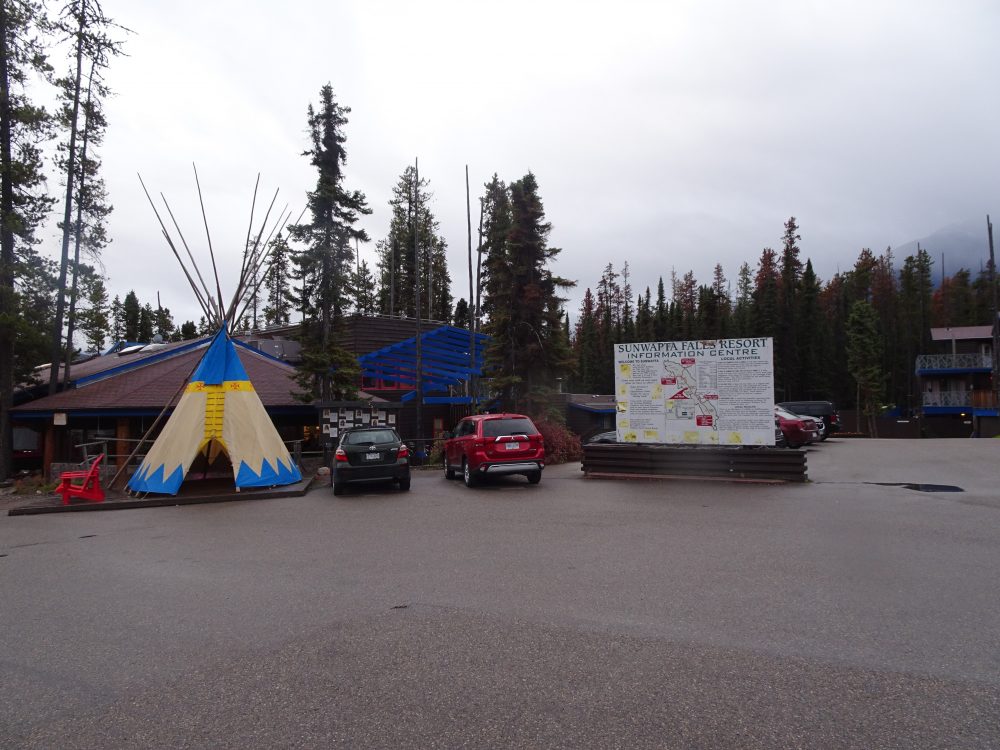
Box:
[335,448,348,462]
[397,444,409,459]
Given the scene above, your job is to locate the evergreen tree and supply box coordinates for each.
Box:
[731,262,753,336]
[594,263,621,392]
[288,84,370,401]
[12,251,57,387]
[752,249,780,338]
[795,259,826,398]
[138,302,154,342]
[931,269,975,327]
[76,268,108,351]
[108,293,122,341]
[636,288,655,341]
[375,166,450,319]
[452,297,470,330]
[1,0,54,480]
[348,258,378,316]
[121,290,139,340]
[261,235,293,327]
[478,174,512,326]
[179,320,197,340]
[846,300,884,436]
[152,303,173,340]
[573,287,601,392]
[776,217,802,397]
[820,273,854,407]
[48,0,125,393]
[898,248,933,414]
[653,276,669,339]
[482,173,574,409]
[676,270,697,339]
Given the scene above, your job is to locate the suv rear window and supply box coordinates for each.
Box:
[343,429,399,445]
[482,418,538,438]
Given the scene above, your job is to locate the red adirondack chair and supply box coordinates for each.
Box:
[56,453,106,505]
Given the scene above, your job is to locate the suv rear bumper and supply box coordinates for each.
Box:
[479,461,543,476]
[335,462,410,484]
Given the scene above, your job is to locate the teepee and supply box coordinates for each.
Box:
[127,169,303,495]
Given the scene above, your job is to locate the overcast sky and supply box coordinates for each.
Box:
[53,0,1000,326]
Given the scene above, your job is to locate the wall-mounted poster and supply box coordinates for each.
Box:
[388,413,396,425]
[614,338,775,446]
[338,418,347,429]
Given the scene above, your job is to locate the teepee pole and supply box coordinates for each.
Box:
[193,164,226,324]
[236,173,262,300]
[160,193,220,327]
[138,174,215,323]
[233,207,300,329]
[229,189,281,325]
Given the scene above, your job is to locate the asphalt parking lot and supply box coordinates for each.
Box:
[2,438,999,748]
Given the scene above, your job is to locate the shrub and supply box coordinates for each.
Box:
[530,416,583,464]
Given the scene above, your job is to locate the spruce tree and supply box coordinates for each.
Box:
[731,262,753,336]
[478,174,512,326]
[777,217,802,398]
[122,290,139,340]
[375,166,450,320]
[1,0,54,480]
[846,300,884,436]
[349,258,378,316]
[261,235,293,326]
[482,173,574,410]
[796,260,826,398]
[108,293,122,341]
[452,298,470,329]
[573,287,601,392]
[77,269,108,351]
[289,84,370,401]
[653,277,669,339]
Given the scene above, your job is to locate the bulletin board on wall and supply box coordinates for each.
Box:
[318,401,404,447]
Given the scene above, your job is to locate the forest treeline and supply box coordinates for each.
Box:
[570,217,998,417]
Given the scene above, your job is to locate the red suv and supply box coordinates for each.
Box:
[444,413,545,487]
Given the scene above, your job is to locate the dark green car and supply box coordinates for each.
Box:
[332,427,411,496]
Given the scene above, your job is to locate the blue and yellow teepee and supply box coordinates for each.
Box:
[129,171,307,495]
[128,329,302,495]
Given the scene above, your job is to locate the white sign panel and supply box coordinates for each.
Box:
[614,338,775,446]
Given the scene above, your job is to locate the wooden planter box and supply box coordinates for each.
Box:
[582,443,807,483]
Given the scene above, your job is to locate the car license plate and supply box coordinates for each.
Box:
[365,452,380,460]
[505,442,520,451]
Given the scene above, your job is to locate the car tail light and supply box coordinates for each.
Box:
[397,444,409,458]
[335,448,348,462]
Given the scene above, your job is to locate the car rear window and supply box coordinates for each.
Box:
[343,429,398,445]
[482,418,538,438]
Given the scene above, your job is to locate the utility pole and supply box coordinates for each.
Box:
[989,216,998,417]
[466,165,474,403]
[413,158,423,462]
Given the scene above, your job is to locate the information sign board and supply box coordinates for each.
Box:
[613,338,775,446]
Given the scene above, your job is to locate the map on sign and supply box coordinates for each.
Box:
[614,338,775,446]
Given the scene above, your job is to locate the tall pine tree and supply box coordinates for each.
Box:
[289,84,370,401]
[482,173,574,410]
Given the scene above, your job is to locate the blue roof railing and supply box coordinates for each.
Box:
[358,325,490,396]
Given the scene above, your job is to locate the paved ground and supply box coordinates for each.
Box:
[1,439,999,748]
